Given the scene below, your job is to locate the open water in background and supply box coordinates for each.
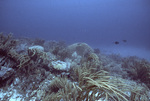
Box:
[0,0,150,60]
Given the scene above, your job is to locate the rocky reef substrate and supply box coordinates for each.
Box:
[0,33,150,101]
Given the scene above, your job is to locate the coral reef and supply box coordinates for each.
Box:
[67,42,94,57]
[0,33,150,101]
[122,56,150,88]
[70,66,130,101]
[46,41,70,61]
[43,77,79,101]
[0,32,17,53]
[51,60,70,71]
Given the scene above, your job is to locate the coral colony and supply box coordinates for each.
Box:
[0,33,150,101]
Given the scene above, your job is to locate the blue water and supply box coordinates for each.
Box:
[0,0,150,60]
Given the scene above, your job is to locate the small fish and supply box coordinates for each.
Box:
[122,40,127,42]
[114,41,119,45]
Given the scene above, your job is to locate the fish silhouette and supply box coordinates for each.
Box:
[122,40,127,42]
[114,41,119,45]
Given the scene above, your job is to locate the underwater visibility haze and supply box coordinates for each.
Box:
[0,0,150,60]
[1,0,150,100]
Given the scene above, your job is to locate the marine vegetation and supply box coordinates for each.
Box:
[44,64,149,101]
[122,56,150,88]
[0,32,17,53]
[0,33,30,70]
[71,66,130,101]
[43,77,79,101]
[0,33,150,101]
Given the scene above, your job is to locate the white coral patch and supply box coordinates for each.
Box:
[52,60,70,70]
[28,45,44,52]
